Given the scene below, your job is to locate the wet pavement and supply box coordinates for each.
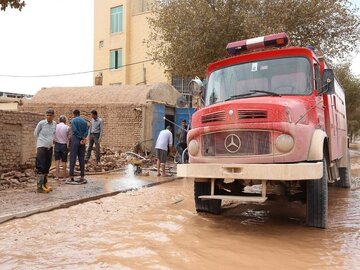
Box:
[0,177,359,269]
[0,166,177,224]
[0,149,359,269]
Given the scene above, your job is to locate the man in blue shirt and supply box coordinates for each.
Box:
[67,109,89,184]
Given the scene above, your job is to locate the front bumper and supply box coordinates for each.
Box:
[177,162,323,180]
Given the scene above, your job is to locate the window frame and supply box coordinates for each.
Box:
[205,56,313,105]
[110,48,123,70]
[110,6,123,33]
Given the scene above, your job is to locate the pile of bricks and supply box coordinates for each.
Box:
[0,145,153,190]
[0,169,35,190]
[85,147,129,172]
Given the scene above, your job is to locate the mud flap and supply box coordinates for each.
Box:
[194,181,221,214]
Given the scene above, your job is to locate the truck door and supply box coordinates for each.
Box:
[325,93,342,160]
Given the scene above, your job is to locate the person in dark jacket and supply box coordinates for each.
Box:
[67,109,89,184]
[176,119,188,159]
[85,109,104,165]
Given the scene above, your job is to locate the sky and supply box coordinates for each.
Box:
[0,0,359,96]
[0,0,94,95]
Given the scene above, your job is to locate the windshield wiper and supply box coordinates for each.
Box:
[225,89,281,101]
[225,92,256,101]
[249,90,281,97]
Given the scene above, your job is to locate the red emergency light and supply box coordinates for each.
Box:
[226,33,289,55]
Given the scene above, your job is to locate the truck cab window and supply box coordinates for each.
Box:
[206,57,312,105]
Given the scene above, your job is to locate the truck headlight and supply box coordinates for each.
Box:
[188,139,199,156]
[275,134,294,153]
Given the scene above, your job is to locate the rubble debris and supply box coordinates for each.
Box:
[0,170,35,190]
[84,147,154,176]
[85,147,127,173]
[0,147,158,190]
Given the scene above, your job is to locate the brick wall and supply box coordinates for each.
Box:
[0,110,43,173]
[21,103,145,152]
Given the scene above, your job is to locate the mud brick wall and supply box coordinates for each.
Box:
[21,103,144,152]
[0,110,43,173]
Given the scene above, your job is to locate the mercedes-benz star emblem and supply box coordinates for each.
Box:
[224,134,241,153]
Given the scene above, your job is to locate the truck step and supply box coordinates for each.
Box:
[198,195,267,203]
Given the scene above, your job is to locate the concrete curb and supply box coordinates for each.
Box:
[0,177,180,225]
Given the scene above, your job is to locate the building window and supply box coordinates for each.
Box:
[132,0,151,14]
[171,75,194,106]
[171,75,193,94]
[110,49,123,70]
[111,6,123,33]
[99,40,104,48]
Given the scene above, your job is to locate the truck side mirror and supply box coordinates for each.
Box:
[321,69,335,95]
[189,76,203,96]
[189,76,206,107]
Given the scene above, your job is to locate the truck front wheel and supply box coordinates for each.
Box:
[306,157,328,228]
[194,180,221,214]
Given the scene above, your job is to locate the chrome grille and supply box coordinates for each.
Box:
[238,110,267,120]
[203,131,271,156]
[201,111,226,123]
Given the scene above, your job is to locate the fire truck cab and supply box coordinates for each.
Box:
[177,33,350,228]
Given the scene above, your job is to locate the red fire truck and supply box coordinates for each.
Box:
[177,33,350,228]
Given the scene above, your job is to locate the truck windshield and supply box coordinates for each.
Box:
[206,57,312,105]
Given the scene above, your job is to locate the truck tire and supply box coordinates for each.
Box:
[335,149,351,188]
[194,181,221,214]
[306,157,328,228]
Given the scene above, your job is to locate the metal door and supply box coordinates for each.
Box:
[152,104,165,151]
[174,108,196,145]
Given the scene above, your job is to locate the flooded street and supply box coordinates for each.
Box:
[0,163,360,269]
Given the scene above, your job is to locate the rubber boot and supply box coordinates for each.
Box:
[161,164,167,177]
[36,174,43,191]
[43,174,53,192]
[37,174,49,193]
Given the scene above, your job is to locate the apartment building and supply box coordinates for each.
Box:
[94,0,191,94]
[94,0,164,86]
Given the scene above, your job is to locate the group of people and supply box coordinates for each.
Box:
[34,108,104,193]
[34,107,188,192]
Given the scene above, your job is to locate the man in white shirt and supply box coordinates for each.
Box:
[54,115,70,181]
[34,108,56,193]
[155,126,173,176]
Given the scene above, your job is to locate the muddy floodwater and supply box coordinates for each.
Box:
[1,162,360,269]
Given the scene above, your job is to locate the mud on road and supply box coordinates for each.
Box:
[0,179,359,269]
[0,147,360,269]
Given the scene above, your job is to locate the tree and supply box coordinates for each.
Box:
[246,0,360,59]
[335,63,360,141]
[0,0,25,11]
[147,0,254,76]
[147,0,360,77]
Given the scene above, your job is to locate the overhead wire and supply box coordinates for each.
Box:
[0,58,156,78]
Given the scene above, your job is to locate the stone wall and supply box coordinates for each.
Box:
[0,110,43,173]
[21,103,145,152]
